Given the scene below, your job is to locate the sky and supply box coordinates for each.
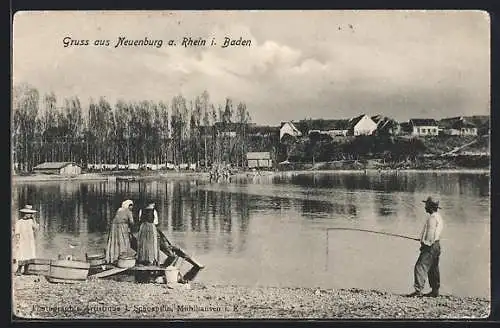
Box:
[13,10,490,125]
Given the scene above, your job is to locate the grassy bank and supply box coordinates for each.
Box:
[13,275,489,319]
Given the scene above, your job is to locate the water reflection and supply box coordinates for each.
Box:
[12,173,490,245]
[12,180,255,255]
[11,171,490,297]
[273,171,490,196]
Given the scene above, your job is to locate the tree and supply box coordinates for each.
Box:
[200,91,211,167]
[171,95,187,165]
[158,101,169,164]
[13,83,39,171]
[236,102,250,167]
[210,104,218,164]
[221,98,234,163]
[63,97,84,162]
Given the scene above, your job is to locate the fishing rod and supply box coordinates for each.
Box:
[326,228,420,242]
[325,228,419,271]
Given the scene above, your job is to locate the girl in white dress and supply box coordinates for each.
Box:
[14,205,39,274]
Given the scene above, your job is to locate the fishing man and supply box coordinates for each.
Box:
[408,196,444,298]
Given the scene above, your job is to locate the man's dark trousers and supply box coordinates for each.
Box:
[414,241,440,293]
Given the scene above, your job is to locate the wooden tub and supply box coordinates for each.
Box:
[86,253,106,267]
[117,254,136,269]
[46,259,90,283]
[25,259,51,276]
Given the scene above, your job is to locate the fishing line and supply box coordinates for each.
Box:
[327,227,419,241]
[325,228,419,271]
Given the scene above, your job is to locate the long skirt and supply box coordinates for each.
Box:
[137,222,159,265]
[106,223,132,264]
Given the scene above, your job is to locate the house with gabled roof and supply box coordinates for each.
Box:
[33,162,82,175]
[347,114,378,136]
[292,114,377,138]
[280,121,302,141]
[371,115,401,136]
[439,117,478,136]
[409,119,439,137]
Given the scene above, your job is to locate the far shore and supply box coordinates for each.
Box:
[11,167,490,184]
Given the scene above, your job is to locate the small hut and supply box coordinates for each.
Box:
[247,152,272,169]
[33,162,82,175]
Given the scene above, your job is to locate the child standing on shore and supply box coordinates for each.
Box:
[14,205,39,274]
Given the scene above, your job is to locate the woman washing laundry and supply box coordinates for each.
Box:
[136,203,160,266]
[105,199,135,264]
[13,205,39,274]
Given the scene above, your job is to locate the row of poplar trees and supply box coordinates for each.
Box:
[12,83,252,172]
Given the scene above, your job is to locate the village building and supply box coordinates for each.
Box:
[409,119,439,137]
[371,115,401,136]
[280,122,302,141]
[348,114,378,136]
[282,114,377,141]
[439,117,478,136]
[246,152,273,168]
[33,162,82,175]
[309,119,350,137]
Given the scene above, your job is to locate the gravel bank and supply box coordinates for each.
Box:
[13,275,490,319]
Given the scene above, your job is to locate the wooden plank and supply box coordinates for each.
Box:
[182,266,203,282]
[128,265,165,271]
[89,267,129,279]
[130,228,204,269]
[156,229,205,269]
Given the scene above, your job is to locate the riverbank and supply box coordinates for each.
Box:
[12,167,490,183]
[13,275,489,319]
[11,172,209,183]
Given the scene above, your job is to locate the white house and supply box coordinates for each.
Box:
[348,114,378,136]
[440,117,478,136]
[280,122,302,141]
[409,119,439,137]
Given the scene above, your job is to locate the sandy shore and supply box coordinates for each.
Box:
[12,275,490,319]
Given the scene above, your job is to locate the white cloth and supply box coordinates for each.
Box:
[138,209,159,225]
[121,200,133,209]
[420,212,443,246]
[14,218,38,261]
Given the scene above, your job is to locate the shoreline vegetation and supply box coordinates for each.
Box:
[12,85,490,179]
[12,166,490,183]
[13,275,490,319]
[12,163,490,183]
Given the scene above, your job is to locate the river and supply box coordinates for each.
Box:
[11,171,490,298]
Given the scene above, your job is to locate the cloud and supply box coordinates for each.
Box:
[12,11,490,124]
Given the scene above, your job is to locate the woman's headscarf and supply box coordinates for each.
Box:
[121,200,134,209]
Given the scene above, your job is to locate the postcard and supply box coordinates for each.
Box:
[11,10,490,319]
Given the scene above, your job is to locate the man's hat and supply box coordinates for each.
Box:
[19,205,38,214]
[145,203,155,210]
[422,196,441,209]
